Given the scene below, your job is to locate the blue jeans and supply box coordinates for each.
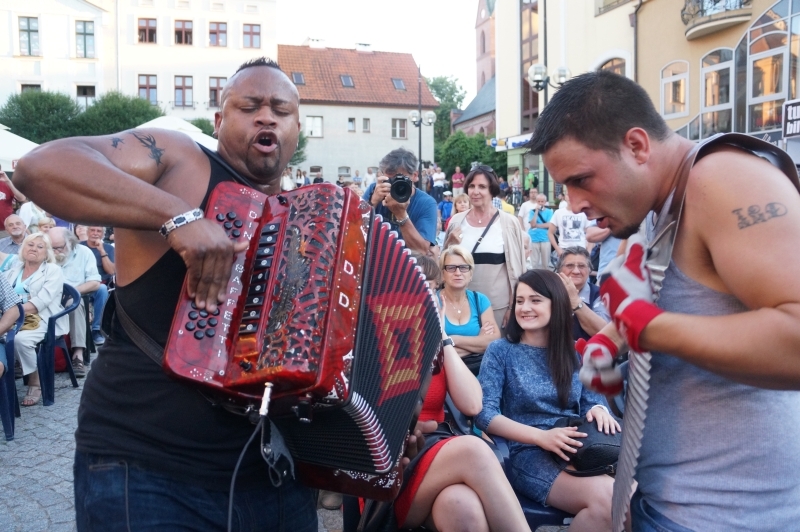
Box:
[90,284,109,332]
[74,451,317,532]
[631,490,695,532]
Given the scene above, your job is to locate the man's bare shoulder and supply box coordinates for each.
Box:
[91,128,205,176]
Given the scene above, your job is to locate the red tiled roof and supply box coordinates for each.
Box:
[277,44,439,108]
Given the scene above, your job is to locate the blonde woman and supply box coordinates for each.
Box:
[437,246,500,374]
[4,232,66,406]
[445,193,470,230]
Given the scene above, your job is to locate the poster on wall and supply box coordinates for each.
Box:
[782,99,800,139]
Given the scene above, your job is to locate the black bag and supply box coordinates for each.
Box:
[550,416,621,477]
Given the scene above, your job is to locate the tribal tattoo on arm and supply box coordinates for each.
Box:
[130,132,165,166]
[111,137,124,148]
[732,202,787,229]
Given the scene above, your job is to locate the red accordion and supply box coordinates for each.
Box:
[163,182,441,499]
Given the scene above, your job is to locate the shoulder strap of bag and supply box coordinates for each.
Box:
[471,211,501,255]
[471,290,482,328]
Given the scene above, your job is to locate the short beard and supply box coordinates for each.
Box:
[612,223,642,239]
[55,251,69,266]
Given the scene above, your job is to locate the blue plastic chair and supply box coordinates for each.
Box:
[0,303,26,441]
[37,284,81,407]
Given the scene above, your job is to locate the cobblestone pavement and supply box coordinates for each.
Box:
[0,371,343,532]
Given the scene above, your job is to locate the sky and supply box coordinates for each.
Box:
[276,0,479,105]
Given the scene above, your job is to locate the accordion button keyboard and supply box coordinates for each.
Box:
[224,221,233,230]
[226,212,236,220]
[234,220,243,228]
[197,319,207,328]
[185,322,196,331]
[259,234,277,246]
[193,330,204,340]
[199,310,209,318]
[256,247,274,257]
[205,329,215,338]
[262,223,279,234]
[188,311,198,320]
[232,229,241,238]
[208,318,218,327]
[243,310,260,319]
[252,272,266,282]
[216,213,225,222]
[211,308,220,316]
[246,296,263,307]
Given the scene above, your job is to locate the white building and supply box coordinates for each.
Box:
[0,0,277,119]
[278,43,438,182]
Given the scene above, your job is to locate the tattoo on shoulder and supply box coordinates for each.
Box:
[731,202,787,229]
[111,137,124,148]
[130,132,165,166]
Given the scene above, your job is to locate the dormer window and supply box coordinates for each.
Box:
[292,72,305,85]
[340,75,354,87]
[392,78,406,90]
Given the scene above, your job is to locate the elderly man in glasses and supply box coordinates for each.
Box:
[555,246,610,341]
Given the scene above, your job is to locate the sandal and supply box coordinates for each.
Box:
[22,385,41,407]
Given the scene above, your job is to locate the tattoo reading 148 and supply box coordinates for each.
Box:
[732,202,787,229]
[130,132,165,166]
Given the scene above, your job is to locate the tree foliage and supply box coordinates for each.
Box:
[0,90,82,143]
[425,75,466,146]
[73,92,164,136]
[189,118,215,136]
[435,131,507,182]
[289,131,308,166]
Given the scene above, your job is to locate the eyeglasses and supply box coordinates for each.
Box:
[561,263,589,271]
[443,264,472,273]
[471,164,496,176]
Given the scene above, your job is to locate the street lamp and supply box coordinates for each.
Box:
[409,66,437,186]
[526,64,570,199]
[526,63,571,93]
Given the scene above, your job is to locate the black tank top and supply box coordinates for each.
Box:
[75,150,280,490]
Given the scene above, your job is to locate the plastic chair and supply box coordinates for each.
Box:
[37,284,81,407]
[82,293,95,360]
[0,303,26,441]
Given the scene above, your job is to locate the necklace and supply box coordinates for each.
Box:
[444,292,468,315]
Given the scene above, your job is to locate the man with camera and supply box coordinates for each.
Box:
[362,148,438,256]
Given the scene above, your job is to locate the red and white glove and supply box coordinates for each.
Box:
[599,234,663,352]
[576,334,623,395]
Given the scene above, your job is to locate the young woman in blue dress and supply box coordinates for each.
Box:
[475,269,620,532]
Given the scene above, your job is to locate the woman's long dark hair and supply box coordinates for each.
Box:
[506,270,576,408]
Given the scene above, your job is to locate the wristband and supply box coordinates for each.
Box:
[590,404,609,414]
[100,254,108,258]
[159,208,204,238]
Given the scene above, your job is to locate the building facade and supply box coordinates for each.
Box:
[638,0,800,161]
[476,0,496,93]
[494,0,636,195]
[278,44,438,183]
[0,0,277,120]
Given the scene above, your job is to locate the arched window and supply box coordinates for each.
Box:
[661,61,689,119]
[700,49,733,138]
[480,31,486,55]
[732,0,793,134]
[599,58,625,76]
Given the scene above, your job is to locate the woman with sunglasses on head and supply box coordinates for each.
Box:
[475,270,618,531]
[437,246,500,375]
[443,166,527,331]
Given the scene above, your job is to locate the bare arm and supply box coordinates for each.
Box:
[442,343,483,416]
[75,281,101,295]
[99,254,116,275]
[13,130,246,312]
[0,304,20,336]
[548,223,561,255]
[586,225,611,244]
[0,171,26,202]
[638,150,800,389]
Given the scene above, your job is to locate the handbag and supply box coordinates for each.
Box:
[550,416,621,477]
[21,313,41,331]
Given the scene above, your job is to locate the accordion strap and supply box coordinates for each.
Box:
[111,291,165,366]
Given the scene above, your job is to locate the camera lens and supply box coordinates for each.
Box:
[390,176,413,203]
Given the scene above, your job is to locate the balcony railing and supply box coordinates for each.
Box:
[681,0,752,40]
[681,0,752,25]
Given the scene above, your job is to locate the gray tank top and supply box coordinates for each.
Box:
[637,258,800,529]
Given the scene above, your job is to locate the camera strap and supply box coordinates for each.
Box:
[471,211,500,255]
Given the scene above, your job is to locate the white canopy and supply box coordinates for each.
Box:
[0,124,39,172]
[135,115,218,150]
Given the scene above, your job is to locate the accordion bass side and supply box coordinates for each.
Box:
[163,182,442,499]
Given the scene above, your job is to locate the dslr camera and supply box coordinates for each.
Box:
[388,174,413,203]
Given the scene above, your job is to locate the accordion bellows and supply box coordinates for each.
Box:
[163,182,442,498]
